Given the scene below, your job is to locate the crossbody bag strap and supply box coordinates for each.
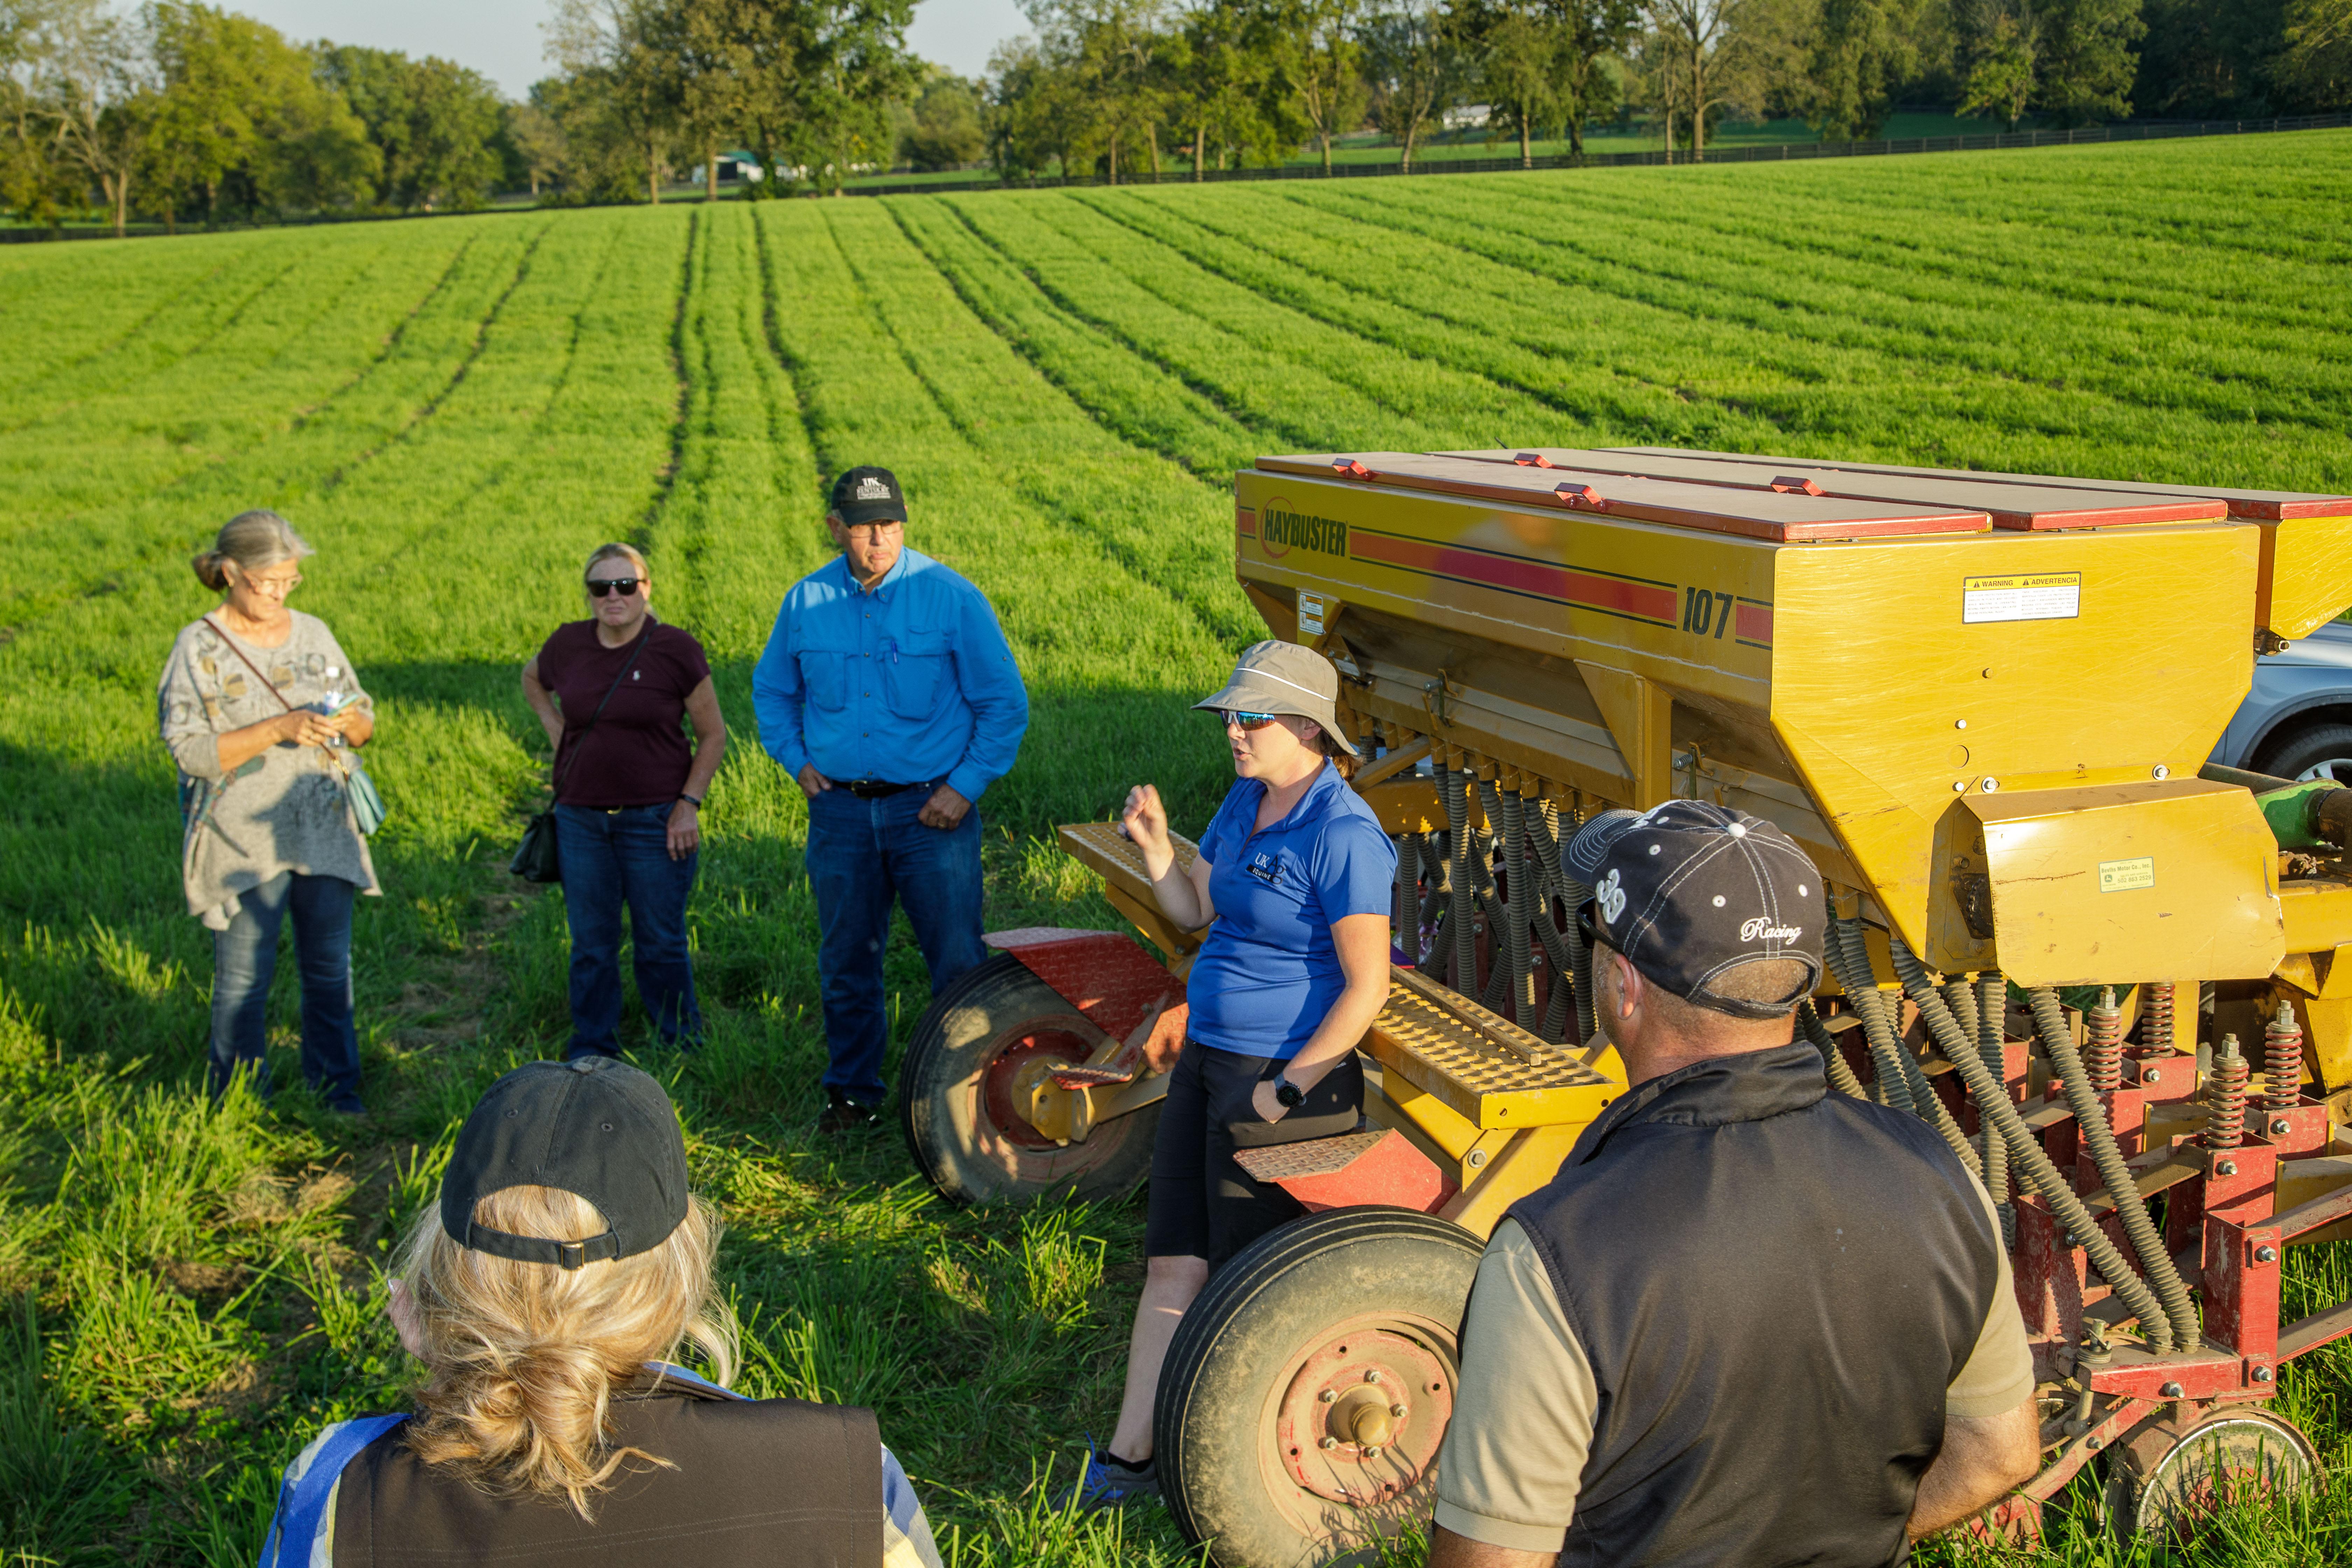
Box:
[202,616,302,716]
[257,1413,408,1568]
[550,622,653,801]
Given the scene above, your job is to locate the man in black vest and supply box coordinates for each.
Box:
[1429,802,2038,1568]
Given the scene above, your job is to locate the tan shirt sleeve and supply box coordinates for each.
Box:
[1946,1172,2037,1419]
[1434,1218,1595,1554]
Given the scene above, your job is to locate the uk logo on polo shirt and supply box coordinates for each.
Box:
[1248,849,1281,884]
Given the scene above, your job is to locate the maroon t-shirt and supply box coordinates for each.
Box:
[537,618,712,807]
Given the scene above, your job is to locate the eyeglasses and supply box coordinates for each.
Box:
[1214,710,1281,731]
[587,578,642,598]
[1576,901,1605,951]
[243,573,302,596]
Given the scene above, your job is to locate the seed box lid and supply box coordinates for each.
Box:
[1599,447,2351,522]
[1255,452,1988,542]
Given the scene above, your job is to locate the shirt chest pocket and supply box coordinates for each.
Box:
[882,631,951,719]
[796,646,850,712]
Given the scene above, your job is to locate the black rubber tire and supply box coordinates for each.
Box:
[897,951,1161,1206]
[1156,1207,1485,1568]
[2255,721,2352,786]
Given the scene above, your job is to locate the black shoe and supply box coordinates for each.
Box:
[819,1089,884,1133]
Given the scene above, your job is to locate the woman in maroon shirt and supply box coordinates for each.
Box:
[521,544,726,1059]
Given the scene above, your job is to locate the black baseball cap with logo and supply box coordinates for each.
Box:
[1566,800,1825,1021]
[440,1057,691,1269]
[829,465,908,528]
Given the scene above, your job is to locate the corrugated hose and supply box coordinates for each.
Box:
[1824,914,1981,1177]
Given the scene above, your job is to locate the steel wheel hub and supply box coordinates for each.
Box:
[1275,1323,1454,1505]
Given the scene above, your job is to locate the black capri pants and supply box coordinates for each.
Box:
[1145,1039,1365,1272]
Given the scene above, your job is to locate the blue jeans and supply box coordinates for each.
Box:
[805,785,988,1103]
[555,803,703,1058]
[210,872,363,1110]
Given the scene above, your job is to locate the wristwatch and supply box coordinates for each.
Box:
[679,792,703,808]
[1273,1073,1306,1110]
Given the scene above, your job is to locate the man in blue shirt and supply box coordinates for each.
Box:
[754,467,1029,1130]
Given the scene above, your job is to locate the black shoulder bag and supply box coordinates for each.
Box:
[510,632,650,884]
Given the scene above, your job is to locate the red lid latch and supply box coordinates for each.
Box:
[1513,451,1555,468]
[1770,476,1825,496]
[1333,457,1371,478]
[1554,482,1605,509]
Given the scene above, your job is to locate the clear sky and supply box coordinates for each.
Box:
[228,0,1032,97]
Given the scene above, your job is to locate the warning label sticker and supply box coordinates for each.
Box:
[2100,856,2156,892]
[1963,571,2081,623]
[1298,593,1327,637]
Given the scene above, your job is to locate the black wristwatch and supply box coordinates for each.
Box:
[679,792,703,808]
[1273,1073,1306,1110]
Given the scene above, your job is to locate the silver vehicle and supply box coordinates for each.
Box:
[2211,618,2352,783]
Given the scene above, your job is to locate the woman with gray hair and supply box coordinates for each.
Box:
[159,510,376,1114]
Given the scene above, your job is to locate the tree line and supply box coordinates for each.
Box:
[4,0,2346,236]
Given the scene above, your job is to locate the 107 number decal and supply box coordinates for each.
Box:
[1682,587,1733,638]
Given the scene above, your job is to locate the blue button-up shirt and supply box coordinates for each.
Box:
[752,547,1028,804]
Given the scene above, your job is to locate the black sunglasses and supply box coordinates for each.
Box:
[1576,900,1605,951]
[587,578,642,598]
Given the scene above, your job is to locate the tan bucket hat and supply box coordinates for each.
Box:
[1192,641,1360,756]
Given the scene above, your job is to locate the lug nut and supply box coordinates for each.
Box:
[2253,1365,2275,1383]
[1390,1404,1408,1418]
[1364,1368,1381,1382]
[1321,1436,1339,1450]
[2256,1245,2278,1263]
[2161,1381,2185,1399]
[1363,1444,1382,1457]
[1318,1389,1336,1404]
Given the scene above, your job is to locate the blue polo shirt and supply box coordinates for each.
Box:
[751,547,1028,804]
[1188,762,1398,1061]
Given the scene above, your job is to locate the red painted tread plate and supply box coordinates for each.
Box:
[1601,446,2352,522]
[1459,448,2226,531]
[1255,453,1988,542]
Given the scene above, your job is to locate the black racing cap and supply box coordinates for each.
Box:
[1567,800,1824,1021]
[440,1057,690,1269]
[829,465,908,528]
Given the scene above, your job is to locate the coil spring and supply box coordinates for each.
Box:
[2142,981,2175,1050]
[2203,1034,2249,1150]
[2083,987,2124,1093]
[2265,1001,2304,1113]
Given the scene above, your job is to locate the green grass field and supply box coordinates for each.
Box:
[3,130,2352,1566]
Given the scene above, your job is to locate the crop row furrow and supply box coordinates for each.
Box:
[1287,182,2352,485]
[885,196,1258,485]
[0,225,547,639]
[0,237,268,409]
[826,200,1252,649]
[1092,188,1767,453]
[1302,180,2351,435]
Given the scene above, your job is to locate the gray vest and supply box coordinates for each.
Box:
[331,1375,883,1567]
[1500,1043,2000,1568]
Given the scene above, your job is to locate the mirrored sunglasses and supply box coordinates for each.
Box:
[587,578,642,598]
[1213,709,1281,731]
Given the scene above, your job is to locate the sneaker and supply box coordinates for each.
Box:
[1051,1442,1158,1513]
[819,1088,884,1134]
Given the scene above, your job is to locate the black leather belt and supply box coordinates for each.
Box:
[841,778,935,799]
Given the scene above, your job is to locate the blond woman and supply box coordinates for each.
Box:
[259,1058,942,1567]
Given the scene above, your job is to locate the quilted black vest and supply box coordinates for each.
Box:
[1501,1043,2001,1568]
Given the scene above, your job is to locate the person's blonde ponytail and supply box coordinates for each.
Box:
[394,1184,737,1519]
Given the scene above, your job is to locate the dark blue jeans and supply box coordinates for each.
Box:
[805,785,988,1103]
[555,803,702,1058]
[210,871,363,1111]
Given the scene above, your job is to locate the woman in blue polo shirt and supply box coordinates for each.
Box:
[1064,640,1397,1512]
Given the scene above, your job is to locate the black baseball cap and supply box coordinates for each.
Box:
[1566,800,1824,1020]
[440,1058,691,1269]
[829,465,908,528]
